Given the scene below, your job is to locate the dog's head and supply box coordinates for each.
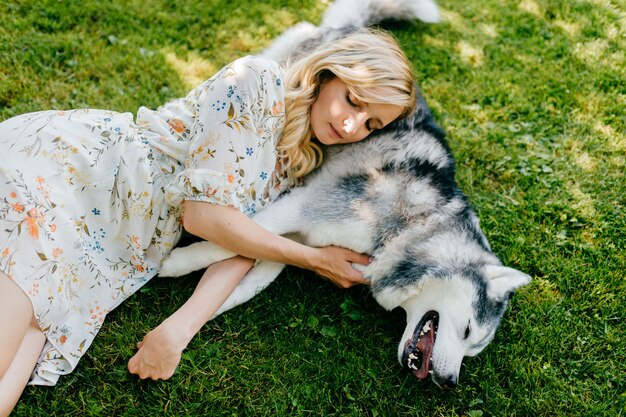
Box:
[371,264,530,388]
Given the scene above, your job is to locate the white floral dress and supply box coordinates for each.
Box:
[0,55,289,385]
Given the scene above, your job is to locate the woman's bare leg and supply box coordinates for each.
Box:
[0,270,45,416]
[0,317,45,417]
[0,270,32,376]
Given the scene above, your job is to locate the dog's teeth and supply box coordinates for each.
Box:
[409,353,418,360]
[423,321,431,332]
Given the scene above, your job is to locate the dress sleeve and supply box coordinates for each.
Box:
[164,56,285,211]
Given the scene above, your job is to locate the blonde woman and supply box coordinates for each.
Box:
[0,28,415,412]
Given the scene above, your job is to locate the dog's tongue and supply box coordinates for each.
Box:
[414,324,435,379]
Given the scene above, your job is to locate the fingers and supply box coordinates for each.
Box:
[342,268,370,287]
[128,353,171,380]
[310,246,372,288]
[340,249,371,286]
[326,263,369,288]
[128,339,178,381]
[347,251,372,266]
[127,351,147,378]
[127,354,138,373]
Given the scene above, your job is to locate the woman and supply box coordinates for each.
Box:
[0,29,415,412]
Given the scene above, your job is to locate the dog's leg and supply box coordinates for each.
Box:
[212,261,286,318]
[158,241,236,277]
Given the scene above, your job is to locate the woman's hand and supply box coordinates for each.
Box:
[308,246,371,288]
[128,256,253,381]
[127,320,187,380]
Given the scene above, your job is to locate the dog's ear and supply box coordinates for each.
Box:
[484,265,531,301]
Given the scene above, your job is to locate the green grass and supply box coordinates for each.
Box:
[2,0,624,415]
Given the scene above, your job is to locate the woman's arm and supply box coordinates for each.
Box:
[183,200,370,288]
[128,255,254,380]
[128,201,370,380]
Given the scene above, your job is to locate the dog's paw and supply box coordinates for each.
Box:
[158,251,188,278]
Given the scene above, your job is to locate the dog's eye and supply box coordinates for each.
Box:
[464,321,471,339]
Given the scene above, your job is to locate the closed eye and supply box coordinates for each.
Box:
[346,93,359,109]
[464,320,471,339]
[347,94,380,132]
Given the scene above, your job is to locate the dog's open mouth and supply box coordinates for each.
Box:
[403,311,439,380]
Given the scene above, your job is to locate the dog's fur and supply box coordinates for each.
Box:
[159,0,531,388]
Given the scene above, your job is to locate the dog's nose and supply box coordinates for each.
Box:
[442,375,457,389]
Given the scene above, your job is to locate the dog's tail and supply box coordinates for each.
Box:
[321,0,441,29]
[262,0,440,63]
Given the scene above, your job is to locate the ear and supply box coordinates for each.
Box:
[484,265,532,301]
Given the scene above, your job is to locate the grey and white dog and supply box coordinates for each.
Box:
[159,0,531,389]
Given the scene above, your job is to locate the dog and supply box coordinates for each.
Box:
[159,0,531,389]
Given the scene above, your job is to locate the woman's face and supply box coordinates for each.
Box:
[310,77,404,145]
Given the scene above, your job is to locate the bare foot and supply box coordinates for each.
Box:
[127,322,187,380]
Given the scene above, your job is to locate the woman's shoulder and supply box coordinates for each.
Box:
[226,55,283,81]
[219,56,284,106]
[231,55,281,71]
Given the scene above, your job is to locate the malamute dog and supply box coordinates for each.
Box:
[159,0,531,389]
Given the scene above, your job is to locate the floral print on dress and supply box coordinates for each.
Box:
[158,56,289,214]
[0,55,289,386]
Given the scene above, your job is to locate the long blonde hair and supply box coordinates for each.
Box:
[278,28,417,180]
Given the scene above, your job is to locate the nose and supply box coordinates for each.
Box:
[343,112,366,135]
[442,375,458,389]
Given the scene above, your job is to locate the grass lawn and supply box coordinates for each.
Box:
[2,0,625,415]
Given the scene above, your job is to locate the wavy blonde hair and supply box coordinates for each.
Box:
[278,28,417,180]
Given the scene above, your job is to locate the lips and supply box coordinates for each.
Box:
[329,124,343,140]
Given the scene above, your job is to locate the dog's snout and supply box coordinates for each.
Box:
[442,375,457,389]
